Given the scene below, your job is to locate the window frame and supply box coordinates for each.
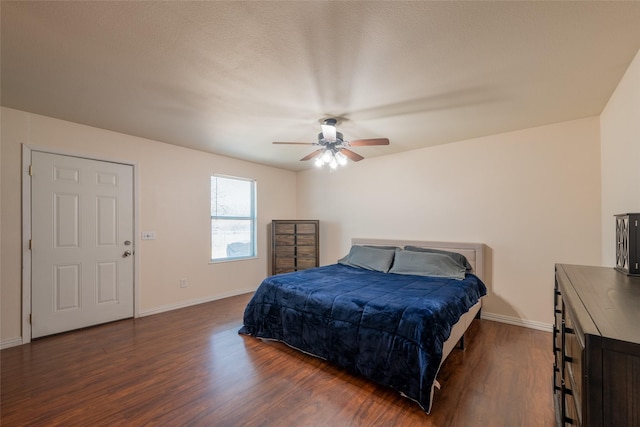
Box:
[210,174,257,263]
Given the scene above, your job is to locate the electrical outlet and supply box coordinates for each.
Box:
[180,278,188,288]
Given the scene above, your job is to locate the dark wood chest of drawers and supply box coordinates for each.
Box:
[554,264,640,427]
[271,220,319,275]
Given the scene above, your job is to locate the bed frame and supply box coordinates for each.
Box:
[351,238,486,362]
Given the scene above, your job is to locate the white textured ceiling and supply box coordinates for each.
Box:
[2,1,640,171]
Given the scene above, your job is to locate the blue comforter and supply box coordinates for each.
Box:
[238,264,487,412]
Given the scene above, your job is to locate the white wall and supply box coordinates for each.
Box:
[1,107,297,345]
[600,48,640,265]
[297,117,602,327]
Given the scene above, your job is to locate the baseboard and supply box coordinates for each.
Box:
[1,337,24,350]
[139,288,256,318]
[480,311,553,332]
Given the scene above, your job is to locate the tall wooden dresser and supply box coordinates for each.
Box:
[271,220,319,275]
[553,264,640,427]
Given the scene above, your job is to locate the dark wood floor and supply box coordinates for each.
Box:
[1,293,555,426]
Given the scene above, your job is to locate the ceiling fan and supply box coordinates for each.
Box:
[273,118,390,169]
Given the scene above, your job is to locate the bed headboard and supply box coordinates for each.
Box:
[351,238,485,281]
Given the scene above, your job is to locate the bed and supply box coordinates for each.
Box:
[239,238,487,413]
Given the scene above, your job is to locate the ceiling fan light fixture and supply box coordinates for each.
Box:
[335,151,348,166]
[313,148,347,170]
[321,149,332,163]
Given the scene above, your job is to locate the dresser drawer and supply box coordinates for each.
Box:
[296,223,317,234]
[275,257,294,270]
[275,234,295,246]
[274,223,296,234]
[296,245,316,257]
[296,257,317,269]
[554,307,562,353]
[296,234,316,246]
[564,387,580,426]
[275,245,295,256]
[564,315,583,425]
[553,360,562,396]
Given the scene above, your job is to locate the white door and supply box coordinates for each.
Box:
[31,152,134,338]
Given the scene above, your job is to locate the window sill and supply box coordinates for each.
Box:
[209,256,258,264]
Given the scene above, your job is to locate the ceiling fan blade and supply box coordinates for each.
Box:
[273,141,315,145]
[340,148,364,162]
[300,149,324,161]
[348,138,390,146]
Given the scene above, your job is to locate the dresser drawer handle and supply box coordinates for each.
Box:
[564,327,574,334]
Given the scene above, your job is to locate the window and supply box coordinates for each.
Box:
[210,175,256,262]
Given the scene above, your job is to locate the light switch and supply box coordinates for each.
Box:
[142,231,157,240]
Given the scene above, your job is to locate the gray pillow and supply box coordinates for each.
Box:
[389,249,467,279]
[404,246,473,271]
[364,245,398,250]
[338,245,396,273]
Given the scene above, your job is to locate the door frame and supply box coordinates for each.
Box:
[21,144,140,344]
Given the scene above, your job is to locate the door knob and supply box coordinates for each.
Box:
[123,250,132,258]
